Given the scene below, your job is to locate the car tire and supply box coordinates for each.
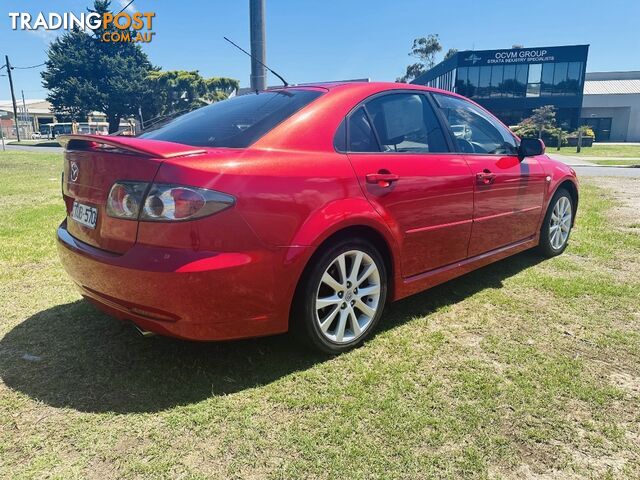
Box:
[292,239,388,355]
[538,188,574,257]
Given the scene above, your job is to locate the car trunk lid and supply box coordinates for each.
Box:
[60,135,206,254]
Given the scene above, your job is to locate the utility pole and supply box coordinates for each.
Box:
[21,90,31,138]
[249,0,267,91]
[0,116,5,151]
[5,55,21,142]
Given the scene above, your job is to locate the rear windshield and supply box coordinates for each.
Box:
[140,89,324,148]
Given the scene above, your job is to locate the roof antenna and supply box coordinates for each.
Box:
[223,36,289,88]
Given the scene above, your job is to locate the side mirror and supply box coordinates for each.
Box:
[518,138,545,160]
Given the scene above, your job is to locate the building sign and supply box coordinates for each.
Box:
[460,45,587,66]
[7,10,156,43]
[487,49,554,64]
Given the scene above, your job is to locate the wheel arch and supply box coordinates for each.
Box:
[288,223,397,327]
[555,178,579,226]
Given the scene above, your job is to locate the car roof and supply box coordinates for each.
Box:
[270,81,456,96]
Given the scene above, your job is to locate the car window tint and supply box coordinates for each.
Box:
[348,107,379,152]
[433,93,518,155]
[141,89,324,148]
[334,118,347,151]
[363,93,448,153]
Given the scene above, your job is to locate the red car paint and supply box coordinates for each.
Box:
[57,82,578,341]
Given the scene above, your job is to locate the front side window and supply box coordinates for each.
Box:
[359,93,449,153]
[433,93,518,155]
[141,89,324,148]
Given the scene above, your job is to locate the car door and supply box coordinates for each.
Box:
[343,91,474,278]
[433,93,547,257]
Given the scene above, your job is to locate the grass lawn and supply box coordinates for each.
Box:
[552,144,640,158]
[1,151,639,479]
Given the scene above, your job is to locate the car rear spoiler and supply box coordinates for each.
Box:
[58,134,207,159]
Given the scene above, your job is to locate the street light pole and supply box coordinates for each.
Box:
[4,55,21,142]
[249,0,267,91]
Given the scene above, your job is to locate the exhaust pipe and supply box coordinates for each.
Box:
[133,323,156,337]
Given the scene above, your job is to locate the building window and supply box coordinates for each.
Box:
[553,62,569,95]
[490,65,503,98]
[541,63,555,96]
[566,62,583,95]
[477,66,491,97]
[501,64,516,98]
[467,66,480,97]
[536,61,584,96]
[515,64,528,97]
[526,64,542,97]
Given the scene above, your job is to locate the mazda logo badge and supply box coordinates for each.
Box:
[70,161,79,182]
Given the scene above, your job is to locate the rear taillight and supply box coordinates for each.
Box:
[106,182,149,219]
[106,182,234,221]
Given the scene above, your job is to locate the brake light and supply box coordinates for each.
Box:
[106,182,234,221]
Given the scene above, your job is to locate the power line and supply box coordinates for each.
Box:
[5,3,133,74]
[12,62,46,70]
[117,0,135,15]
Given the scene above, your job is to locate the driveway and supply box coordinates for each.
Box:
[547,153,640,178]
[3,143,63,153]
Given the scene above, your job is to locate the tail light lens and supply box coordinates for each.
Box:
[106,182,234,221]
[106,182,149,219]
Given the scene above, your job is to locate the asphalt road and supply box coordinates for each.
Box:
[2,143,640,177]
[573,166,640,178]
[2,144,64,153]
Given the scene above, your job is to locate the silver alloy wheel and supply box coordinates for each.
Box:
[549,196,572,250]
[315,250,381,344]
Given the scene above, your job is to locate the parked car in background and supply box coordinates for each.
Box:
[30,132,42,140]
[451,124,472,140]
[57,82,578,354]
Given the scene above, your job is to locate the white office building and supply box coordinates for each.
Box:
[581,71,640,142]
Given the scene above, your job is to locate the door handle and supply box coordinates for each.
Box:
[366,172,399,187]
[476,169,496,185]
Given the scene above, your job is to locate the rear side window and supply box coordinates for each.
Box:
[141,89,324,148]
[364,93,449,153]
[348,107,379,152]
[433,93,518,155]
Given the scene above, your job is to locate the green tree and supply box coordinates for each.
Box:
[444,48,458,60]
[41,0,155,133]
[397,34,444,83]
[512,105,567,146]
[144,72,239,124]
[205,77,240,102]
[528,105,557,138]
[146,70,208,117]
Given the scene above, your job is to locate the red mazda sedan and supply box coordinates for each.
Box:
[58,82,578,353]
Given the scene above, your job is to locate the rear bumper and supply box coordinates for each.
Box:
[57,221,306,340]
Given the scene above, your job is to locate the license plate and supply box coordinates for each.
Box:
[71,201,98,229]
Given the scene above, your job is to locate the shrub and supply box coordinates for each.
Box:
[570,125,596,138]
[512,122,568,147]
